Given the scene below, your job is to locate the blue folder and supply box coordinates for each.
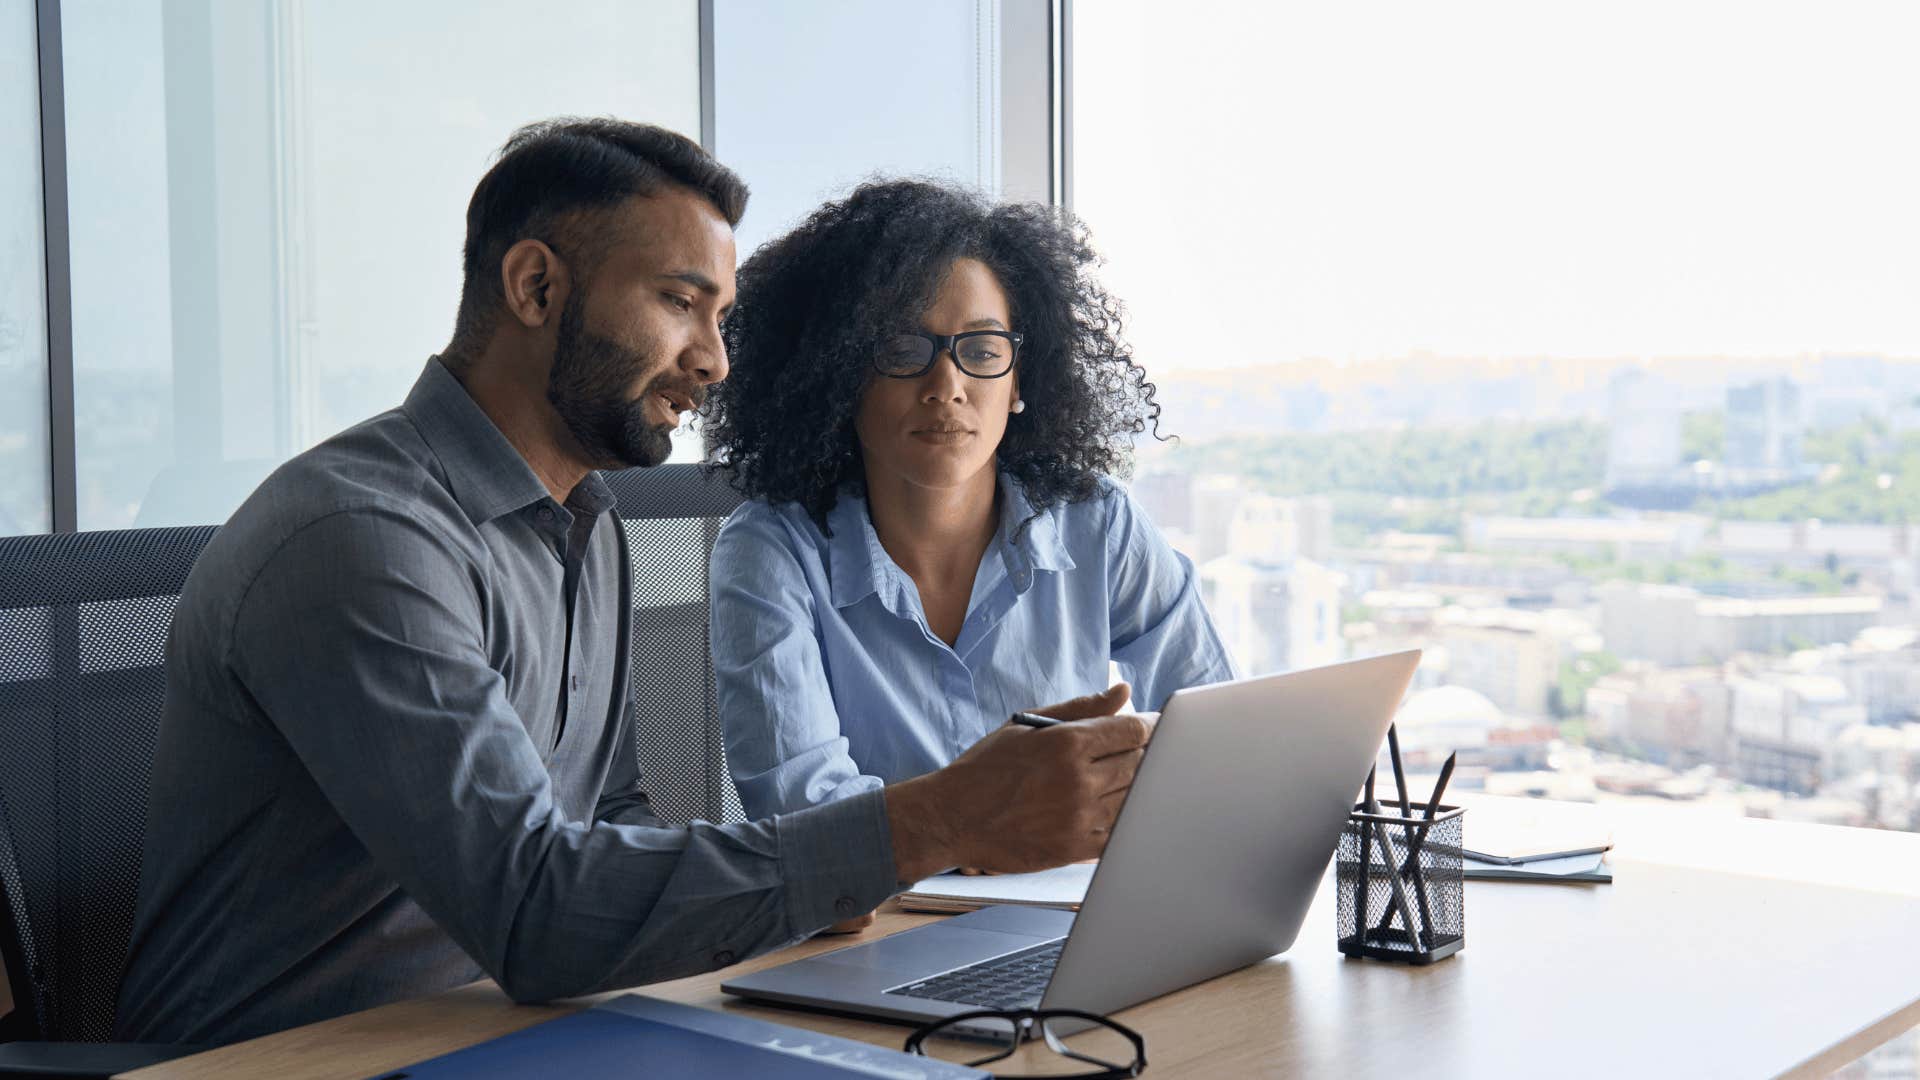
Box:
[371,993,986,1079]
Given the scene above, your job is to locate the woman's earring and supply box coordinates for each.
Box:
[1011,399,1026,414]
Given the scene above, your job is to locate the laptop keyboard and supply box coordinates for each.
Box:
[885,939,1065,1010]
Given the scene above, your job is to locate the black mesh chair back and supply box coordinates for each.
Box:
[0,526,217,1044]
[604,464,747,825]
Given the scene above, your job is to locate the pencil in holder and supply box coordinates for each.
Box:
[1336,803,1465,964]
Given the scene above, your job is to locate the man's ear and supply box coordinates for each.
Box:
[499,239,569,330]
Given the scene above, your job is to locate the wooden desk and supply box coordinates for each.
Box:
[123,803,1920,1078]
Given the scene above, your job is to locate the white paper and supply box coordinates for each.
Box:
[1459,804,1613,863]
[902,863,1096,907]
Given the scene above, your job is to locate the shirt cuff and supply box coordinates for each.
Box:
[776,788,900,933]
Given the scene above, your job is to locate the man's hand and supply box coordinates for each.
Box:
[884,683,1151,883]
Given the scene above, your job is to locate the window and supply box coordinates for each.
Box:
[59,0,701,528]
[1077,1,1920,832]
[21,0,1034,527]
[713,0,1007,255]
[1,0,50,536]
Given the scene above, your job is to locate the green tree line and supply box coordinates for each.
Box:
[1159,421,1607,498]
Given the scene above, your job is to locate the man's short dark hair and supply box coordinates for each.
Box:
[448,118,749,356]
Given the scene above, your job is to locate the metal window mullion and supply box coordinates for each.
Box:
[1052,0,1072,210]
[36,0,77,534]
[698,0,715,152]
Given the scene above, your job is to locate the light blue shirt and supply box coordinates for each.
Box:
[712,475,1238,818]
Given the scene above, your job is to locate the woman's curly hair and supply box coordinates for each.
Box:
[701,178,1163,531]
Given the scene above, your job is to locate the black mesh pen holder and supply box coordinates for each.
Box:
[1336,803,1465,964]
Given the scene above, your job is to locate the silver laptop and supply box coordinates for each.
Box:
[721,649,1421,1031]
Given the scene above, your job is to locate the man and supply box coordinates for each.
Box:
[114,119,1150,1045]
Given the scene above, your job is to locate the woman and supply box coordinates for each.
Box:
[703,179,1236,826]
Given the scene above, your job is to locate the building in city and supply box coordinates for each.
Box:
[1394,684,1556,773]
[1825,722,1920,830]
[1714,519,1920,598]
[1722,377,1808,492]
[1200,555,1346,677]
[1583,663,1732,767]
[1603,368,1687,499]
[1463,514,1708,562]
[1812,626,1920,726]
[1600,582,1883,665]
[1334,545,1576,602]
[1727,673,1864,795]
[1807,356,1890,431]
[1228,493,1335,563]
[1431,606,1597,719]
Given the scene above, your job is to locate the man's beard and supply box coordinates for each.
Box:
[546,290,687,469]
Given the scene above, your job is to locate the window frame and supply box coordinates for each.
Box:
[22,0,1068,535]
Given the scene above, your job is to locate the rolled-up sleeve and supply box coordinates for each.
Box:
[1104,486,1239,708]
[228,506,898,1003]
[710,511,884,819]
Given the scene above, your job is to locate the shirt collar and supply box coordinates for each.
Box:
[565,470,617,518]
[824,492,895,610]
[997,474,1076,578]
[404,357,590,525]
[823,472,1076,610]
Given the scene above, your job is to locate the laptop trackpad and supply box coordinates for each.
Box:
[813,906,1075,979]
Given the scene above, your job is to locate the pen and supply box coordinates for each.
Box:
[1370,821,1422,953]
[1403,826,1439,953]
[1397,751,1459,869]
[1355,766,1376,947]
[1408,752,1458,950]
[1387,723,1411,820]
[1010,712,1060,729]
[1374,751,1459,948]
[1424,752,1458,822]
[1360,767,1416,950]
[1371,817,1432,951]
[1379,724,1421,944]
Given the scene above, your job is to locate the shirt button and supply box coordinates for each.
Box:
[834,896,857,917]
[713,950,736,966]
[536,506,555,523]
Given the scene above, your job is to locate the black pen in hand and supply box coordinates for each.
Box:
[1011,711,1061,729]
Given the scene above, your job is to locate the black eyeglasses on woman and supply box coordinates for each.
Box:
[873,330,1024,379]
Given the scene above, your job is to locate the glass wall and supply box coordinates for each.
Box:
[12,0,1022,527]
[0,0,51,537]
[61,0,701,528]
[713,0,1005,256]
[1076,0,1920,832]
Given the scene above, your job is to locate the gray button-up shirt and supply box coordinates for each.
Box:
[115,359,898,1045]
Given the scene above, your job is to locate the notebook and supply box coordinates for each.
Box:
[1463,850,1612,883]
[896,863,1096,914]
[1458,805,1613,865]
[369,993,985,1079]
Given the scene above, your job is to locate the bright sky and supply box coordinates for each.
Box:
[1072,0,1920,370]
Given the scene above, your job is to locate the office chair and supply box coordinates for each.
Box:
[0,526,219,1078]
[604,463,748,825]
